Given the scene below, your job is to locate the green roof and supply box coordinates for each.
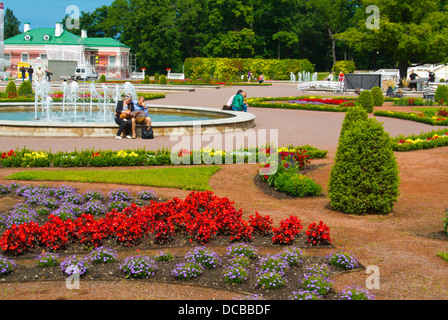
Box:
[5,28,129,48]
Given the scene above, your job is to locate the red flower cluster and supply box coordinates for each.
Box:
[306,221,331,246]
[272,216,303,245]
[91,152,101,158]
[248,212,273,236]
[1,149,16,160]
[299,97,347,105]
[279,149,310,170]
[0,191,332,255]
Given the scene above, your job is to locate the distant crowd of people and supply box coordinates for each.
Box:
[19,66,53,83]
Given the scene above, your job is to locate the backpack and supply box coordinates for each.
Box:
[142,127,154,139]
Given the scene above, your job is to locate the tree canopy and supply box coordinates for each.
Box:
[27,0,448,75]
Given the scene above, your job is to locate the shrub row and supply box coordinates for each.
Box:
[184,57,314,81]
[374,110,448,126]
[0,146,327,168]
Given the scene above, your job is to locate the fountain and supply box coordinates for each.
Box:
[0,80,255,137]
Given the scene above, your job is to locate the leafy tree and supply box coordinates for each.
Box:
[4,8,21,39]
[336,0,448,80]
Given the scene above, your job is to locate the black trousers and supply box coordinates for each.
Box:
[115,117,132,137]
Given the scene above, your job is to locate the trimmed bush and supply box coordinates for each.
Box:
[338,107,368,143]
[159,75,167,85]
[6,81,17,98]
[142,75,150,84]
[99,74,107,83]
[184,57,314,80]
[154,73,160,81]
[328,117,400,215]
[434,85,448,104]
[357,90,374,113]
[371,86,384,106]
[18,81,33,96]
[331,61,356,74]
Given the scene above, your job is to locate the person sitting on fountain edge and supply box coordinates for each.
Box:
[231,91,249,112]
[115,93,135,140]
[131,96,152,138]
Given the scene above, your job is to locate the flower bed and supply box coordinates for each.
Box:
[374,110,448,126]
[0,243,371,300]
[246,96,356,112]
[392,129,448,151]
[257,147,323,198]
[0,145,327,168]
[0,185,332,256]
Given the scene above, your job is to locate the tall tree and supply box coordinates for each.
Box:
[5,8,21,39]
[337,0,448,79]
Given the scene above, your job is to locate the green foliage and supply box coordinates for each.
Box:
[154,73,160,81]
[99,74,107,83]
[357,90,374,113]
[328,118,400,215]
[142,75,150,84]
[159,75,167,85]
[273,173,322,197]
[5,81,17,97]
[371,86,384,106]
[331,61,356,74]
[18,81,33,96]
[339,107,368,142]
[434,85,448,103]
[184,57,314,81]
[202,73,211,84]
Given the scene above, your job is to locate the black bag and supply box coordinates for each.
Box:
[142,127,154,139]
[222,105,232,110]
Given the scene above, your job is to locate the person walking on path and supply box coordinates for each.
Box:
[28,66,34,83]
[36,67,45,82]
[20,67,26,82]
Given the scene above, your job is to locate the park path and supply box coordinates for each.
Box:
[0,83,445,154]
[1,83,448,300]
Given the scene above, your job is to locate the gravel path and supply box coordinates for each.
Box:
[0,84,444,154]
[1,83,448,302]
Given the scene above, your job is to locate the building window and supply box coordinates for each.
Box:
[40,54,48,60]
[21,53,29,63]
[4,54,10,63]
[109,55,116,66]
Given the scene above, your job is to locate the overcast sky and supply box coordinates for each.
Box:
[3,0,113,29]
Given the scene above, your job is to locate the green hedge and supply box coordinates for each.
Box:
[374,110,448,126]
[392,128,448,151]
[184,57,314,81]
[1,145,327,168]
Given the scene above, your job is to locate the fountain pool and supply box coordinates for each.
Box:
[0,81,255,137]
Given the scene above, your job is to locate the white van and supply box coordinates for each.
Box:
[74,65,98,81]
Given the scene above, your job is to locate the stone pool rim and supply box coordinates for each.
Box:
[0,103,256,137]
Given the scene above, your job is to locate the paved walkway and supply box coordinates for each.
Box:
[0,83,444,153]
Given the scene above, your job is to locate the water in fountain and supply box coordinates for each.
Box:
[34,80,52,120]
[30,81,140,123]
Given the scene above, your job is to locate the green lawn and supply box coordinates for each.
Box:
[6,166,221,191]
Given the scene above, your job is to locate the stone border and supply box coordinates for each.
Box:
[0,103,256,137]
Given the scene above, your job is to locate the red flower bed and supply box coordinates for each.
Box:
[0,191,332,255]
[306,221,331,246]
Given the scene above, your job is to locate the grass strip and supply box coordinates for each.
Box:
[6,166,221,191]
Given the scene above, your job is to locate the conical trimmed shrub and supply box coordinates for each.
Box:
[371,86,384,106]
[339,107,368,143]
[357,90,374,113]
[328,117,400,215]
